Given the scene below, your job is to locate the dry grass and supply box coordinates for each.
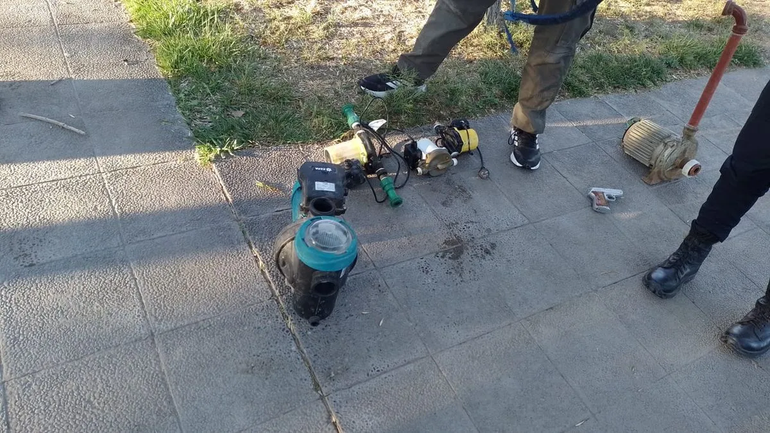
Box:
[122,0,769,161]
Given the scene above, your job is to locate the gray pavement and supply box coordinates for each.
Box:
[2,1,770,432]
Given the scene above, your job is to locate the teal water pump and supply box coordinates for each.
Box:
[273,161,359,326]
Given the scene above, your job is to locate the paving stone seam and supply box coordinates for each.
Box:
[210,164,343,433]
[701,228,770,291]
[1,334,153,384]
[426,356,482,433]
[97,169,187,432]
[0,314,11,432]
[0,382,9,433]
[234,399,331,433]
[745,214,770,237]
[519,321,599,419]
[43,0,74,78]
[0,171,101,193]
[668,345,761,433]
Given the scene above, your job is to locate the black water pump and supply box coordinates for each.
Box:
[273,161,359,326]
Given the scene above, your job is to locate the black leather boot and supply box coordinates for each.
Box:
[642,225,717,299]
[722,292,770,357]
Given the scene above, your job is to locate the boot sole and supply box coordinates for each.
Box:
[720,333,770,358]
[642,272,695,299]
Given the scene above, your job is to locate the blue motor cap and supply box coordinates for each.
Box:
[294,216,358,272]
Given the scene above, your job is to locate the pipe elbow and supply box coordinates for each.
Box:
[723,1,748,35]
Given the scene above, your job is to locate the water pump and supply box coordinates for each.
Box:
[273,161,359,326]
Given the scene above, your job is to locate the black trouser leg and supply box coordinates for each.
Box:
[692,79,770,242]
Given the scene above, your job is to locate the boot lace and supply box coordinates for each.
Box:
[739,301,770,329]
[662,237,710,268]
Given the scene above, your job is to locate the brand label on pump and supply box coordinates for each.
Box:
[315,181,336,192]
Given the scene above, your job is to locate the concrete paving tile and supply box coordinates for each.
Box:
[538,109,593,153]
[651,77,753,123]
[58,23,159,80]
[413,169,528,242]
[0,175,121,274]
[600,276,720,373]
[490,224,592,319]
[5,339,179,432]
[291,271,428,392]
[747,197,770,234]
[717,229,770,289]
[330,357,478,433]
[703,127,741,154]
[0,248,149,379]
[0,79,80,126]
[0,120,98,189]
[104,161,232,244]
[653,169,758,240]
[522,292,667,413]
[672,348,770,433]
[534,208,649,289]
[689,113,742,131]
[0,0,52,28]
[719,68,769,105]
[127,222,270,333]
[379,239,516,353]
[72,78,178,114]
[85,107,194,171]
[485,155,587,222]
[728,108,753,126]
[609,204,691,269]
[0,27,67,80]
[561,417,604,432]
[681,255,763,331]
[244,400,335,433]
[600,90,681,128]
[49,0,128,25]
[552,97,627,141]
[156,303,317,432]
[434,323,590,433]
[214,147,315,218]
[343,185,452,268]
[545,142,666,211]
[595,376,720,432]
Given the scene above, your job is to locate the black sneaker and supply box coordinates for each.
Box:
[508,128,540,170]
[722,294,770,357]
[358,66,427,99]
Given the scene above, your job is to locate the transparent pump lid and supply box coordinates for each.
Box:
[304,219,353,254]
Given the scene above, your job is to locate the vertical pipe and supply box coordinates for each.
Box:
[686,1,748,130]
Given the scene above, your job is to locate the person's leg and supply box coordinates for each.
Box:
[359,0,497,97]
[643,79,770,299]
[690,80,770,241]
[397,0,499,80]
[511,0,597,135]
[508,0,596,170]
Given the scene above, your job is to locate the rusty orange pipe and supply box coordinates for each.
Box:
[686,1,748,130]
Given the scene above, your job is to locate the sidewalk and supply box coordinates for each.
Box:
[2,1,770,432]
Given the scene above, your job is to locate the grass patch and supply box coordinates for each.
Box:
[120,0,769,163]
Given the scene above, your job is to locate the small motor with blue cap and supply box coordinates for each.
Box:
[274,161,359,326]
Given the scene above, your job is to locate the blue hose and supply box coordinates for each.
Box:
[502,0,603,53]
